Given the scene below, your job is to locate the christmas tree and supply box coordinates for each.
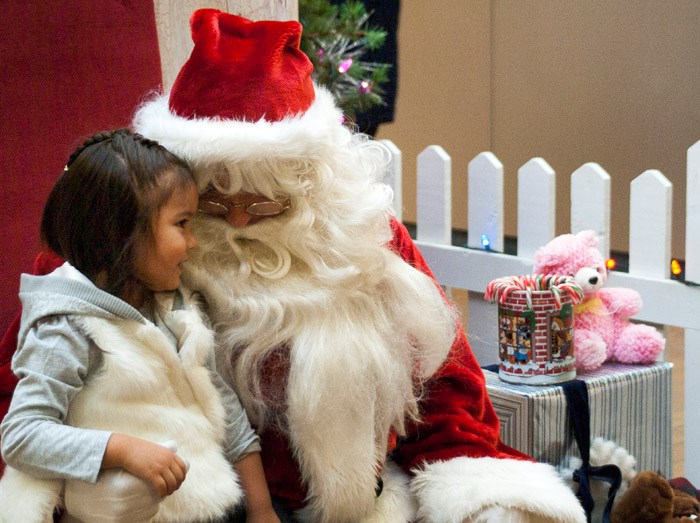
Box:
[299,0,390,122]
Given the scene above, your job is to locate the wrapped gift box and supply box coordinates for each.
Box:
[484,362,672,475]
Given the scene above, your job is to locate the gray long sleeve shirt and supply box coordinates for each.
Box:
[1,262,259,483]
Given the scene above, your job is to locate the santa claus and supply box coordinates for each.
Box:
[0,8,586,522]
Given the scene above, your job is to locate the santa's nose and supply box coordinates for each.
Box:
[228,206,255,227]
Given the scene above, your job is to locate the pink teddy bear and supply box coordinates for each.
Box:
[533,230,665,371]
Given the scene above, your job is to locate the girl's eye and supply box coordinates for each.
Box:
[178,219,189,228]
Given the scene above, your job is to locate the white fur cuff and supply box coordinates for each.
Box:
[410,457,586,523]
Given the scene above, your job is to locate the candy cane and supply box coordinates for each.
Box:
[485,273,584,307]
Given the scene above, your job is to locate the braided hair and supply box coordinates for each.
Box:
[41,129,193,297]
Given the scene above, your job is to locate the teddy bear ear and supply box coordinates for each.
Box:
[533,239,566,273]
[576,230,599,249]
[533,250,548,269]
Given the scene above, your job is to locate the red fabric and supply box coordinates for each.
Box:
[669,477,699,500]
[0,0,162,336]
[1,1,160,476]
[388,219,531,470]
[169,9,315,123]
[258,219,531,509]
[0,251,64,475]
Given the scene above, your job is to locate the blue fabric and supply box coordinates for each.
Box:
[560,380,621,523]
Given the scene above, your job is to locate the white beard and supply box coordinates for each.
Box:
[184,214,456,521]
[179,137,456,520]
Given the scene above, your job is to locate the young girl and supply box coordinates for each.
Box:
[0,129,279,522]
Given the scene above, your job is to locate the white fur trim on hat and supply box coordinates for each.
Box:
[410,456,586,523]
[133,86,346,165]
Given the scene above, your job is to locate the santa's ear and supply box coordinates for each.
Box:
[576,230,599,249]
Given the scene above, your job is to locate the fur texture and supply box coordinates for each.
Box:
[411,457,586,523]
[297,461,418,523]
[560,437,638,522]
[181,137,457,520]
[68,294,242,521]
[533,230,665,371]
[0,290,242,522]
[134,87,345,168]
[611,471,700,522]
[135,75,583,522]
[0,466,61,523]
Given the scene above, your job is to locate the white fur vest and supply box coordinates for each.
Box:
[0,292,242,522]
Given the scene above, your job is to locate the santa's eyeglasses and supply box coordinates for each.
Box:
[197,194,291,218]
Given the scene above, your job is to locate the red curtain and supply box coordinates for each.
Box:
[0,0,163,333]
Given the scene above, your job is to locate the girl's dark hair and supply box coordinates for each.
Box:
[41,128,194,296]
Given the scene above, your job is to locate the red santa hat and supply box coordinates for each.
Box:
[133,9,344,165]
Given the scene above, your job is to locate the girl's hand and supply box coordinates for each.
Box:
[102,434,187,497]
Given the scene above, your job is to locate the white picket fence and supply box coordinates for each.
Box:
[380,138,700,484]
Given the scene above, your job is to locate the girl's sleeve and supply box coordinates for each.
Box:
[208,360,261,463]
[0,316,112,482]
[0,250,64,477]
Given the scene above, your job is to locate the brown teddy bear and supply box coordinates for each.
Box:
[611,470,700,522]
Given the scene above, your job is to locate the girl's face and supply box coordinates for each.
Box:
[134,178,198,293]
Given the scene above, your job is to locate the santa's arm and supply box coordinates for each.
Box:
[388,218,586,523]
